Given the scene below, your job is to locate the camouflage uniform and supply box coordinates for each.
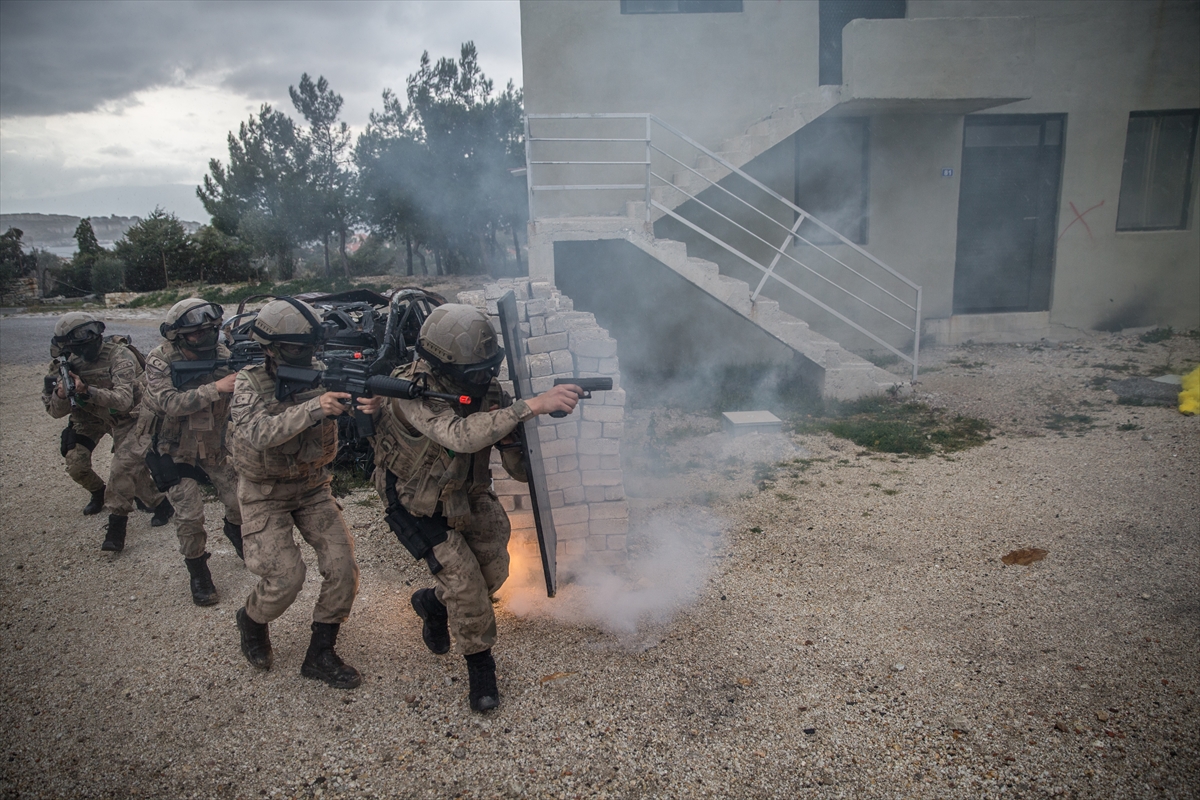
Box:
[42,341,164,514]
[373,361,534,655]
[228,363,358,625]
[141,340,242,559]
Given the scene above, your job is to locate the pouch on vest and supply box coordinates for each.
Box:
[385,472,448,574]
[145,448,182,491]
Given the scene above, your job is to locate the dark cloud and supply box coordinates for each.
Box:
[0,0,522,120]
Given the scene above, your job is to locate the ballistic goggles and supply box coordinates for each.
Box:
[52,321,105,345]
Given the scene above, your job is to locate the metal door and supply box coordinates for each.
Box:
[953,115,1064,314]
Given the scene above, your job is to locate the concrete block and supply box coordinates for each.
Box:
[526,332,569,354]
[587,550,626,567]
[525,298,547,316]
[540,438,577,457]
[550,350,575,374]
[582,405,624,423]
[590,517,628,536]
[602,423,624,439]
[597,357,619,374]
[514,494,532,510]
[557,455,578,473]
[493,478,527,495]
[578,421,602,439]
[545,315,567,334]
[585,486,607,502]
[546,471,582,491]
[484,283,507,300]
[557,521,590,541]
[575,356,599,372]
[578,438,619,455]
[604,485,626,501]
[586,535,608,551]
[531,376,555,393]
[600,455,621,470]
[530,281,553,299]
[548,490,563,507]
[541,457,558,475]
[582,470,623,487]
[519,322,530,338]
[537,425,556,442]
[529,316,546,337]
[552,505,589,525]
[559,539,587,557]
[554,421,578,439]
[604,388,627,407]
[562,486,585,504]
[527,353,552,378]
[457,290,486,307]
[508,510,535,531]
[499,495,515,512]
[578,454,600,471]
[607,535,627,551]
[571,336,617,359]
[722,410,783,437]
[485,299,499,315]
[589,501,629,520]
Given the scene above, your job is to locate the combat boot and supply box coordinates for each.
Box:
[134,497,151,513]
[83,485,106,516]
[222,518,244,560]
[300,622,362,689]
[235,607,273,670]
[101,514,127,552]
[184,553,218,606]
[410,588,450,654]
[150,498,174,527]
[465,649,499,712]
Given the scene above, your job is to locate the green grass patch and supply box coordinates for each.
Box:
[795,395,992,456]
[1044,412,1096,434]
[1139,327,1174,344]
[330,466,373,498]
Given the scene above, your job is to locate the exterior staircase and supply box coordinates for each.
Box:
[525,93,920,401]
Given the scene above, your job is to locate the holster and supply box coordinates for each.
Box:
[61,426,96,457]
[144,432,211,492]
[384,472,448,575]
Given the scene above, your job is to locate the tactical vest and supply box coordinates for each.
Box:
[229,365,337,482]
[63,342,140,424]
[146,341,233,458]
[372,362,492,519]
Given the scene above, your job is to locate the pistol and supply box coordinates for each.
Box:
[550,377,613,418]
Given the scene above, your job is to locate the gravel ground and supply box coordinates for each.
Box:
[1,326,1198,799]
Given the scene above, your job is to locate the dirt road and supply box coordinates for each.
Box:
[1,324,1197,799]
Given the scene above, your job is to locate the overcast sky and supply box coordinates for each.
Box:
[0,0,523,222]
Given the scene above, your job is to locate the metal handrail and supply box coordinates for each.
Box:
[525,113,922,379]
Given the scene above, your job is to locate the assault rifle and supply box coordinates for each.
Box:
[275,357,466,439]
[55,355,80,410]
[169,342,265,388]
[550,376,612,417]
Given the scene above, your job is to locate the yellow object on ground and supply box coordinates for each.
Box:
[1180,366,1200,415]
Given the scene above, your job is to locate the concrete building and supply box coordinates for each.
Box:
[519,0,1199,395]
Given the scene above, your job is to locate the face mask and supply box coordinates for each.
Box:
[181,328,219,354]
[276,345,315,367]
[70,339,103,362]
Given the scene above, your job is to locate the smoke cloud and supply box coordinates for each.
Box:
[499,508,722,649]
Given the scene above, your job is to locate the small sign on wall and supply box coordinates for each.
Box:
[942,168,955,178]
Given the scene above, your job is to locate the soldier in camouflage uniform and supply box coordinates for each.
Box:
[141,299,245,607]
[227,298,362,690]
[41,312,172,551]
[358,304,580,712]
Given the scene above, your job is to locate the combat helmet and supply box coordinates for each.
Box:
[416,304,504,395]
[52,311,106,361]
[161,298,223,355]
[249,297,327,367]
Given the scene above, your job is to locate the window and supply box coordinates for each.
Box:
[794,117,870,245]
[819,0,906,86]
[1116,110,1199,231]
[620,0,742,13]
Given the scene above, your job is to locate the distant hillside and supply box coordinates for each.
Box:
[0,213,204,251]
